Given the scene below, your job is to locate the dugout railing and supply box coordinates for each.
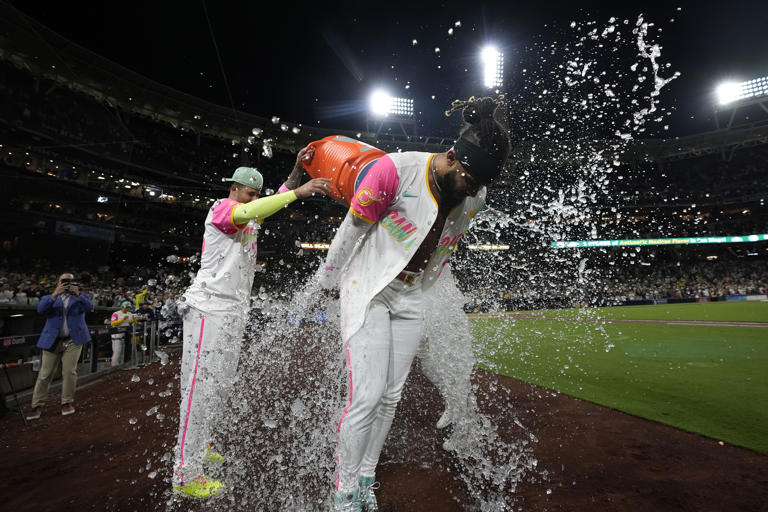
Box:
[0,319,174,399]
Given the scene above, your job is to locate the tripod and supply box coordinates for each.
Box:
[1,359,28,425]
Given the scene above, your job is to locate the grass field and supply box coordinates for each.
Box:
[471,301,768,455]
[538,301,768,323]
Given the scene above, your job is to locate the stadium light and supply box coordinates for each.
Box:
[481,46,503,88]
[716,76,768,105]
[369,90,414,117]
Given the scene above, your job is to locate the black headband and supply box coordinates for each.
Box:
[454,137,504,184]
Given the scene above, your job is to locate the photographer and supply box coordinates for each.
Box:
[26,273,94,420]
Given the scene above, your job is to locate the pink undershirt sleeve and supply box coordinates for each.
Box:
[211,199,246,234]
[349,155,399,223]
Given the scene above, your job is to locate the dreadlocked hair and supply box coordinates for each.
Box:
[445,95,511,162]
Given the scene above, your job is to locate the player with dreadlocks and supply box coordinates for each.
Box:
[281,96,511,511]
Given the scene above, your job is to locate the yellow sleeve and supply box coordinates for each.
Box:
[232,191,298,225]
[134,289,147,308]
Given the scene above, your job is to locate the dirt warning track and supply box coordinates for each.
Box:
[2,348,767,511]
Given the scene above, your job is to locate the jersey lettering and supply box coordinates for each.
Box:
[380,210,418,242]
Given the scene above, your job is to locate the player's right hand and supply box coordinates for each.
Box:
[296,145,315,167]
[295,177,331,199]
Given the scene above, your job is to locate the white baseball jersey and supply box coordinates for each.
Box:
[183,198,261,313]
[338,151,486,341]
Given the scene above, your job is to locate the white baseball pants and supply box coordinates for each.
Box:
[110,336,125,367]
[335,278,424,492]
[172,305,244,486]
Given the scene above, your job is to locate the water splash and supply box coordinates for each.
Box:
[161,12,680,511]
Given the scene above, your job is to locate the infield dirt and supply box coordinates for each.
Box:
[2,348,767,511]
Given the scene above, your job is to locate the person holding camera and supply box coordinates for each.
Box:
[26,273,94,420]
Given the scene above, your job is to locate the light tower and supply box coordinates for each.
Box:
[712,75,768,161]
[366,89,417,141]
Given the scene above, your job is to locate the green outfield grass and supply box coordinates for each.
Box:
[540,300,768,323]
[472,301,768,454]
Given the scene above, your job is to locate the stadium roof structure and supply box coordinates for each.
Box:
[2,2,768,169]
[0,3,451,155]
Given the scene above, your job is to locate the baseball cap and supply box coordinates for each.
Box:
[121,300,132,308]
[224,167,264,190]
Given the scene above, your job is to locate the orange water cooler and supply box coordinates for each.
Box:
[302,135,386,205]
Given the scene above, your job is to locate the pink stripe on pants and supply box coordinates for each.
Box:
[175,315,206,485]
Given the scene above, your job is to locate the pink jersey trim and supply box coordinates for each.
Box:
[175,314,206,485]
[349,155,398,223]
[278,183,290,194]
[211,199,246,235]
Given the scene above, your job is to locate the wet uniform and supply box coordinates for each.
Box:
[308,143,486,495]
[172,198,260,488]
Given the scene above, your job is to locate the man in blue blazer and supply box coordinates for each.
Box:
[26,273,94,420]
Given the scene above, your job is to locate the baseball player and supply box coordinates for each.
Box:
[281,139,479,433]
[109,300,135,366]
[172,154,329,499]
[314,96,512,511]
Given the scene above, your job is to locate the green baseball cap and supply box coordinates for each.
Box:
[121,301,132,308]
[225,167,264,190]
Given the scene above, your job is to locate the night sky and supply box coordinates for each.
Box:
[11,0,768,137]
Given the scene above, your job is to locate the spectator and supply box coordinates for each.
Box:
[26,273,94,420]
[13,283,28,305]
[134,300,156,322]
[0,281,13,303]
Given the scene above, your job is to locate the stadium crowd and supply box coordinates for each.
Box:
[0,258,190,309]
[2,58,767,318]
[458,253,768,311]
[603,258,768,302]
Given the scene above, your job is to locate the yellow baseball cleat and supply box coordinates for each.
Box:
[173,475,223,499]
